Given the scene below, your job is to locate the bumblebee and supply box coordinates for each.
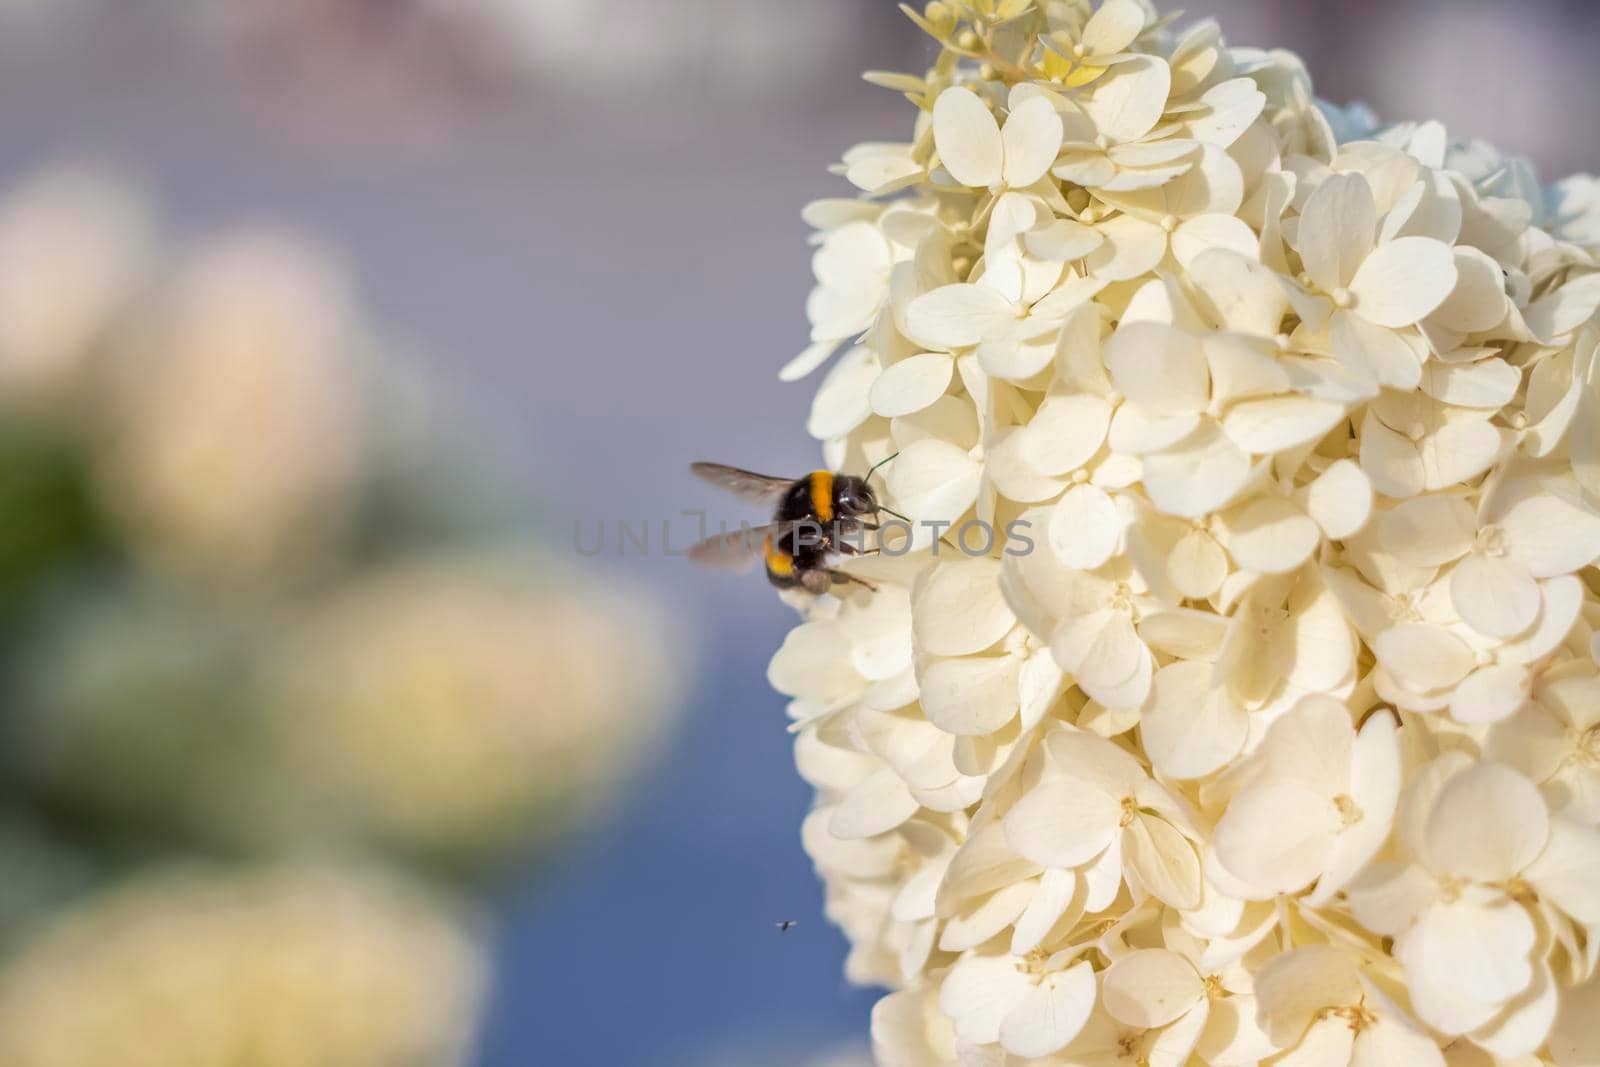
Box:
[688,456,905,595]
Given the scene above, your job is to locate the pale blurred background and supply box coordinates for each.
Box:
[0,2,1592,1065]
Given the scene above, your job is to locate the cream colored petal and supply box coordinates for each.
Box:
[1143,660,1248,780]
[1124,813,1203,909]
[1449,554,1541,640]
[1141,423,1251,519]
[1004,775,1123,869]
[1049,484,1123,570]
[1398,897,1535,1034]
[1303,459,1373,539]
[1349,237,1459,328]
[1214,780,1340,897]
[934,87,1004,188]
[1102,949,1203,1029]
[913,558,1014,658]
[1297,172,1377,292]
[1220,495,1320,574]
[871,353,955,418]
[1525,816,1600,925]
[920,655,1022,737]
[1424,762,1550,883]
[1081,55,1171,142]
[999,960,1098,1059]
[1379,494,1477,567]
[1002,96,1066,189]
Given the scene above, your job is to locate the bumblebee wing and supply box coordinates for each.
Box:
[690,462,795,505]
[686,522,784,571]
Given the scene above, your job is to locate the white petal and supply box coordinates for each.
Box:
[1000,961,1097,1059]
[1379,494,1477,567]
[1083,213,1168,281]
[1314,710,1402,902]
[1359,414,1424,498]
[1027,218,1105,261]
[1049,484,1122,570]
[888,438,983,536]
[1297,172,1377,292]
[1450,663,1532,725]
[934,87,1004,188]
[1255,946,1363,1046]
[1498,490,1600,578]
[1373,623,1474,693]
[1025,393,1112,475]
[1525,816,1600,925]
[1102,949,1203,1029]
[1428,246,1508,334]
[807,346,878,440]
[1398,897,1535,1034]
[941,953,1036,1045]
[1449,554,1541,639]
[1080,0,1146,54]
[1124,813,1203,909]
[1420,358,1520,410]
[1304,459,1372,539]
[1222,395,1346,454]
[1171,213,1258,270]
[1214,779,1340,897]
[1004,776,1123,869]
[1141,423,1251,518]
[1524,270,1600,341]
[1081,55,1171,142]
[1330,308,1422,390]
[920,655,1021,736]
[1142,660,1248,780]
[831,767,920,839]
[1349,237,1459,328]
[1467,962,1557,1061]
[1221,495,1320,574]
[780,338,839,381]
[1002,96,1066,188]
[1167,527,1228,599]
[1012,867,1078,955]
[914,558,1014,657]
[905,283,1015,349]
[1425,762,1549,883]
[871,353,954,418]
[1188,248,1290,335]
[1352,1013,1447,1067]
[1550,973,1600,1067]
[1419,416,1504,491]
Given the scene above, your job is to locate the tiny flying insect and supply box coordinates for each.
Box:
[776,920,797,932]
[687,454,908,595]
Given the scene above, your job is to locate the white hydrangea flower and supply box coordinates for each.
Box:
[771,2,1600,1062]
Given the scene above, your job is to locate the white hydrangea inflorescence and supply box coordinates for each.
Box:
[772,3,1600,1064]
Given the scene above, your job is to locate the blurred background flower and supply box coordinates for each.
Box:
[0,1,1593,1066]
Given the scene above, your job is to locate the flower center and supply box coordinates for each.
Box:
[1275,332,1293,352]
[1387,591,1424,623]
[1119,794,1138,827]
[1331,287,1355,309]
[1319,1002,1377,1033]
[1018,947,1052,976]
[1504,877,1538,906]
[1159,214,1178,233]
[1109,582,1136,617]
[1575,724,1600,767]
[1475,524,1508,557]
[1332,793,1363,828]
[1203,973,1228,1000]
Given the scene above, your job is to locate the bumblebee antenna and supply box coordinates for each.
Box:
[864,452,907,523]
[865,451,900,482]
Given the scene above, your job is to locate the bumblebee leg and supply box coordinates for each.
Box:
[826,568,878,593]
[799,568,834,595]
